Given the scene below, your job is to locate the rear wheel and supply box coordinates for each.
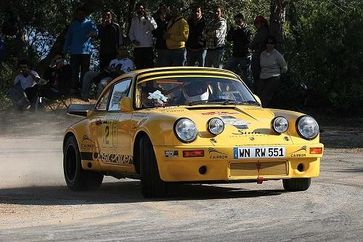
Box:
[63,136,103,191]
[139,136,167,198]
[283,178,311,191]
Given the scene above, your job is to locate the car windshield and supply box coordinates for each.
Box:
[135,77,257,109]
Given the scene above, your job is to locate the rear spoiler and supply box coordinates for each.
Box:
[67,104,95,117]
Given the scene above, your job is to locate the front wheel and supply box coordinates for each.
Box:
[139,136,167,198]
[283,178,311,191]
[63,136,103,191]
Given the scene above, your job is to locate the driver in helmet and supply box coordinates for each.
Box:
[182,81,210,103]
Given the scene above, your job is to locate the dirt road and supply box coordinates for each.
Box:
[0,111,362,241]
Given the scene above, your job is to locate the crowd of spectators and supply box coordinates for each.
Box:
[7,2,288,111]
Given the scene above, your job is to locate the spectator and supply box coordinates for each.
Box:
[204,5,227,68]
[255,36,287,107]
[63,6,98,95]
[186,5,206,67]
[98,11,123,70]
[42,54,72,97]
[251,15,269,85]
[81,46,135,100]
[12,59,40,110]
[128,2,157,69]
[152,3,170,67]
[163,4,189,66]
[225,13,252,86]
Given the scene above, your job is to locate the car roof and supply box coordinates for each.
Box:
[108,66,239,86]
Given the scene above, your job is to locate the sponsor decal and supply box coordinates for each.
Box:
[92,152,133,165]
[81,135,96,150]
[210,138,217,146]
[231,130,262,135]
[291,146,307,157]
[208,147,228,159]
[220,116,249,129]
[164,150,179,157]
[201,111,239,116]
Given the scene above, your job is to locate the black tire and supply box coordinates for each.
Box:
[139,136,167,198]
[283,178,311,191]
[63,136,103,191]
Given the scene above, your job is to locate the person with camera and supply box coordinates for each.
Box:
[128,2,157,69]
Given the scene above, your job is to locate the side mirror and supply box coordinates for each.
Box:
[120,97,132,112]
[67,104,95,117]
[253,94,262,106]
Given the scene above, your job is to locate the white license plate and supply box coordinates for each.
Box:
[233,147,285,159]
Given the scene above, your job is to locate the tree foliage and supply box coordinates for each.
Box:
[0,0,362,113]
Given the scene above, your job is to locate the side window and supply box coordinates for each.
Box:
[95,89,111,111]
[108,79,132,111]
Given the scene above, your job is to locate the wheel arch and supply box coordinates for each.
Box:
[133,131,150,174]
[63,131,77,151]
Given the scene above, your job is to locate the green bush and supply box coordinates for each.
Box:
[283,0,363,113]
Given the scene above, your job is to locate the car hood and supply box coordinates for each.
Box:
[146,105,294,145]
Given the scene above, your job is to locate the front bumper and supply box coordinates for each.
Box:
[154,144,323,182]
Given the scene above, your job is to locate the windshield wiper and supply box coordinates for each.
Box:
[187,99,259,106]
[208,99,258,105]
[237,100,260,105]
[187,100,209,106]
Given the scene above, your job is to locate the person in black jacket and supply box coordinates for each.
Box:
[98,11,123,70]
[185,5,206,66]
[225,13,252,86]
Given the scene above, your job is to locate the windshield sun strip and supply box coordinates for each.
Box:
[137,75,239,84]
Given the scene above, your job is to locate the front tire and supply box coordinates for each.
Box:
[63,135,103,191]
[139,136,167,198]
[283,178,311,191]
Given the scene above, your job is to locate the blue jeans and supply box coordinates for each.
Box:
[186,49,206,66]
[205,48,224,68]
[225,56,252,87]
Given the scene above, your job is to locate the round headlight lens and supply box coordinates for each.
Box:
[272,116,289,134]
[207,118,225,135]
[297,116,319,140]
[174,118,198,142]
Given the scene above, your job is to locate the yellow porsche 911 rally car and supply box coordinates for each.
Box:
[63,67,323,197]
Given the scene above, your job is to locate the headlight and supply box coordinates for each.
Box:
[272,116,289,134]
[207,118,225,135]
[174,118,198,143]
[296,116,319,140]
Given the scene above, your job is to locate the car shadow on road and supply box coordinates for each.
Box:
[0,181,283,205]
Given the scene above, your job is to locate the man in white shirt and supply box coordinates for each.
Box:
[13,59,40,109]
[128,2,157,69]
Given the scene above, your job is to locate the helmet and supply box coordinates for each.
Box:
[183,81,209,102]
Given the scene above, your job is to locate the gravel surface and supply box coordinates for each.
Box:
[0,111,362,241]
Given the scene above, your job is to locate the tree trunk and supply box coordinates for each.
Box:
[269,0,288,53]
